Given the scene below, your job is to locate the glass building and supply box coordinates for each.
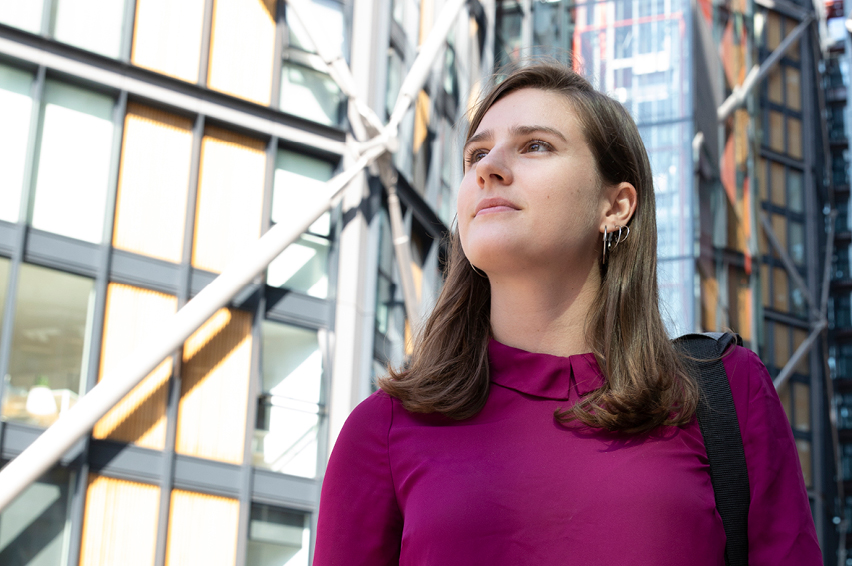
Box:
[494,0,838,557]
[0,0,488,564]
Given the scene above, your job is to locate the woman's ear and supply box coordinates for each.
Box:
[600,182,637,231]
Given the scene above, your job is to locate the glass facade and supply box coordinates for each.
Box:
[0,0,481,562]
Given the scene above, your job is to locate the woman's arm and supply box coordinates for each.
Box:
[724,347,822,565]
[313,391,403,565]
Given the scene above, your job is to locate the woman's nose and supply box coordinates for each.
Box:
[476,148,513,187]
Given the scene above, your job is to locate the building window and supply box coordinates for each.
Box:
[2,263,94,427]
[0,63,34,224]
[112,103,193,263]
[247,504,311,566]
[0,3,43,33]
[267,149,335,298]
[32,80,116,244]
[52,0,127,59]
[253,321,323,478]
[207,0,277,105]
[131,0,207,83]
[0,466,74,565]
[280,59,344,128]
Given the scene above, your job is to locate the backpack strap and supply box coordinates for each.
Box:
[674,332,750,566]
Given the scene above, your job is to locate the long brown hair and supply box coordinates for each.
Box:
[379,62,698,433]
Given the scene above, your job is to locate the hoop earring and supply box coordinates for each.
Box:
[470,263,488,278]
[602,225,630,265]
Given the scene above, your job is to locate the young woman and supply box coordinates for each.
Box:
[313,63,821,565]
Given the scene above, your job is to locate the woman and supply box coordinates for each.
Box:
[313,63,821,565]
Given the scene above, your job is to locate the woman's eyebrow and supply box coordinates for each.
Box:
[510,125,567,142]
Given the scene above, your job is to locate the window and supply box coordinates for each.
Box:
[131,0,206,83]
[113,103,193,263]
[2,263,94,427]
[287,0,346,57]
[253,322,323,478]
[247,505,310,566]
[267,150,334,298]
[279,60,343,127]
[207,0,276,105]
[0,63,34,223]
[0,2,43,33]
[166,490,239,564]
[177,308,253,464]
[32,80,115,244]
[0,467,74,566]
[192,127,266,274]
[79,475,160,566]
[52,0,127,58]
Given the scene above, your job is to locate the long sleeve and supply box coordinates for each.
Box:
[724,347,822,565]
[313,391,403,566]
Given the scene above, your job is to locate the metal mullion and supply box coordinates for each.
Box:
[235,295,264,566]
[153,112,205,566]
[0,61,46,542]
[235,135,277,566]
[270,0,286,111]
[64,89,129,566]
[0,65,45,424]
[198,0,215,87]
[40,0,55,36]
[120,0,138,63]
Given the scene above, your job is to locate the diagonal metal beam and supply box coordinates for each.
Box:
[759,211,819,317]
[0,0,471,512]
[773,320,826,389]
[0,145,385,513]
[717,15,813,122]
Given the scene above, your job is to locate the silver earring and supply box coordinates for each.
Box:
[470,263,488,278]
[602,225,630,264]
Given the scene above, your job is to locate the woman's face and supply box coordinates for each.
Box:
[457,88,607,276]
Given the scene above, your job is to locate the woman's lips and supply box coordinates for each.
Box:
[475,198,519,216]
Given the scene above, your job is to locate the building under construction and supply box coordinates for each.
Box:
[0,0,848,564]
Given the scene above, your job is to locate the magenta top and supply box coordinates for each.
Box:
[314,341,821,565]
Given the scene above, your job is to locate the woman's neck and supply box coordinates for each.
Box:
[488,263,600,358]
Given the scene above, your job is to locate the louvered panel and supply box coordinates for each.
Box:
[93,284,177,449]
[176,308,252,464]
[131,0,206,83]
[207,0,276,105]
[191,126,265,273]
[113,103,193,263]
[79,475,159,566]
[166,490,240,566]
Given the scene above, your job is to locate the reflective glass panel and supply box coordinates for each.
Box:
[280,62,342,126]
[0,467,73,566]
[2,264,94,427]
[287,0,345,56]
[267,149,334,297]
[53,0,126,58]
[247,505,310,566]
[0,63,34,223]
[32,81,114,243]
[0,1,43,33]
[253,321,322,477]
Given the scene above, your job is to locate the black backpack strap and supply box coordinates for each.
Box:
[674,332,749,566]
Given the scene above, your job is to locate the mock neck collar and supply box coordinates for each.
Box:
[487,339,605,400]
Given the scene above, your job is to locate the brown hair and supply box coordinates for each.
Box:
[379,62,698,433]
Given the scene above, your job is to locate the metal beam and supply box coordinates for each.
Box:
[0,146,383,512]
[717,15,812,122]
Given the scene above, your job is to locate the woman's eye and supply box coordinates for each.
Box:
[465,149,488,164]
[526,140,550,153]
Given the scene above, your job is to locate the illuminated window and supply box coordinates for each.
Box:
[2,264,94,428]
